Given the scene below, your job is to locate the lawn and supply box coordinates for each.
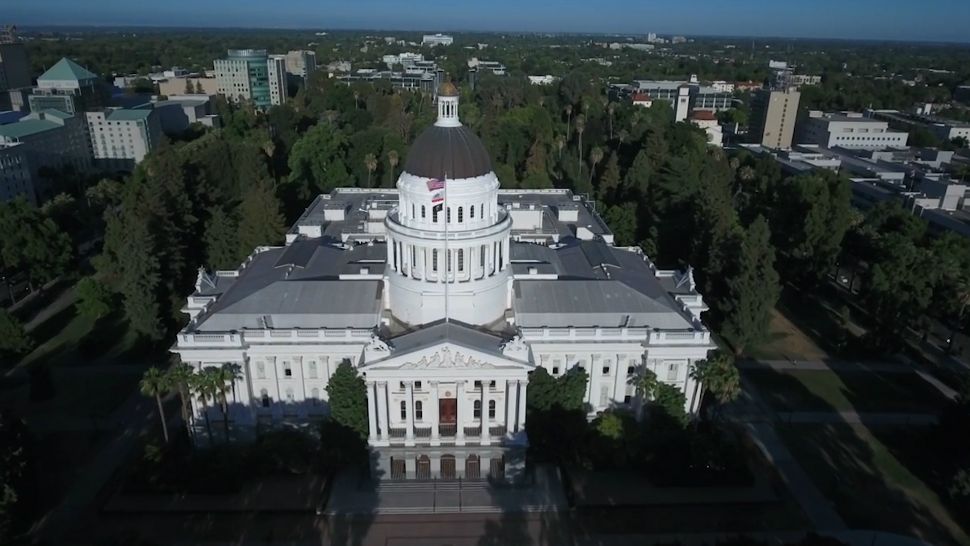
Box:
[778,423,970,546]
[746,369,950,413]
[746,307,830,361]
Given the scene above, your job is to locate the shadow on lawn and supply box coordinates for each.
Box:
[750,367,967,546]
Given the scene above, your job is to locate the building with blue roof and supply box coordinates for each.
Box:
[28,57,109,114]
[85,106,162,171]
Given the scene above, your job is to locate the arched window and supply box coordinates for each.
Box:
[488,400,496,419]
[473,400,482,419]
[421,205,426,219]
[433,204,441,223]
[458,249,464,272]
[458,206,463,223]
[470,205,475,219]
[400,400,407,420]
[447,207,452,223]
[260,389,271,408]
[432,249,439,272]
[415,401,423,421]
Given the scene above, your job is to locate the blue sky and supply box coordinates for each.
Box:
[6,0,970,42]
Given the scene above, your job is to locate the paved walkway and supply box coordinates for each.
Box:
[776,411,938,426]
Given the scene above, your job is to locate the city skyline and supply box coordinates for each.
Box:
[6,0,970,43]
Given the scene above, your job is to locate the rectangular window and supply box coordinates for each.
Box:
[627,366,636,375]
[414,381,422,391]
[552,367,560,375]
[667,362,680,381]
[602,366,610,375]
[284,362,292,377]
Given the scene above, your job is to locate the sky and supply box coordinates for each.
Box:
[5,0,970,43]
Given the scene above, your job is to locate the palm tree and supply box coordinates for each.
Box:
[575,114,586,171]
[364,153,378,188]
[948,276,970,353]
[633,369,659,420]
[210,366,235,442]
[617,129,629,146]
[554,135,565,161]
[189,370,216,444]
[140,367,171,443]
[564,104,573,136]
[353,90,360,110]
[588,146,604,186]
[607,102,616,141]
[166,361,193,431]
[386,150,400,185]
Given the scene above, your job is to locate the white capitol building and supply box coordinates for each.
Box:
[173,83,715,482]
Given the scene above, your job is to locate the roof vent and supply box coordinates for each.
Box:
[360,267,370,275]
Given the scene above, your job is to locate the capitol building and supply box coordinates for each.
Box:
[173,84,715,482]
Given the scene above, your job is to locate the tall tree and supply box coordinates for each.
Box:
[0,310,32,364]
[237,180,285,254]
[74,276,113,320]
[597,151,621,201]
[287,124,351,197]
[99,208,163,340]
[718,217,781,355]
[326,361,368,439]
[139,367,171,443]
[690,350,741,416]
[204,206,241,271]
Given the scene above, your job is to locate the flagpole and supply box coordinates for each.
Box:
[444,172,449,324]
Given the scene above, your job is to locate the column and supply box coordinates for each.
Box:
[404,381,415,446]
[505,380,517,435]
[481,381,491,445]
[430,381,440,445]
[613,355,628,405]
[376,381,389,442]
[366,381,378,442]
[516,380,527,434]
[456,380,466,446]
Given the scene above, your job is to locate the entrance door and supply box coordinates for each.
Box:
[465,454,481,480]
[390,457,405,480]
[439,398,457,424]
[440,455,456,480]
[416,455,431,480]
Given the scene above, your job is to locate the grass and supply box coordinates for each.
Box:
[778,423,970,546]
[746,369,950,413]
[746,307,831,361]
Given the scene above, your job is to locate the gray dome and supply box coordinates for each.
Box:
[403,125,493,180]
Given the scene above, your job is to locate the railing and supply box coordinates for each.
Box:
[385,208,512,241]
[518,326,711,345]
[438,424,457,437]
[177,328,375,347]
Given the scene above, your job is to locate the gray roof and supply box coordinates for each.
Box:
[403,124,493,180]
[389,321,509,357]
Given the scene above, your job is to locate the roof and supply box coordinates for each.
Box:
[38,57,98,83]
[632,92,652,101]
[108,109,153,122]
[403,124,493,180]
[0,119,60,139]
[438,81,459,97]
[389,321,508,356]
[690,110,717,121]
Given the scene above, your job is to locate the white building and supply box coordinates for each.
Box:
[0,143,33,203]
[928,121,970,144]
[173,83,715,482]
[284,50,317,79]
[801,111,909,150]
[689,111,723,147]
[527,75,557,86]
[422,34,454,47]
[267,55,289,106]
[85,107,162,169]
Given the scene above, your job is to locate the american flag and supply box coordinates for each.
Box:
[431,191,444,203]
[426,178,445,191]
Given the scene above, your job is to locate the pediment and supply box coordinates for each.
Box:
[363,341,532,373]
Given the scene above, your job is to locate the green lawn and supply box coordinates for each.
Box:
[747,308,831,361]
[778,423,970,546]
[746,369,950,413]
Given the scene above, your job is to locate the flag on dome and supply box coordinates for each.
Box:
[426,178,444,191]
[431,191,444,204]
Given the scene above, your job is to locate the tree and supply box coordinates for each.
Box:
[165,361,194,434]
[74,276,113,320]
[363,152,378,187]
[386,149,400,185]
[189,369,216,444]
[237,179,285,254]
[604,203,638,246]
[195,80,204,95]
[718,217,781,355]
[650,383,688,427]
[140,367,171,443]
[0,198,73,289]
[691,350,741,416]
[287,124,351,196]
[0,309,32,364]
[99,208,163,340]
[527,366,588,413]
[597,151,621,201]
[0,410,30,542]
[587,146,604,187]
[184,78,194,94]
[204,206,240,271]
[575,114,586,172]
[326,361,367,439]
[622,148,651,199]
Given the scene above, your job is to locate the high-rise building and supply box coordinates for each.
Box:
[0,143,33,204]
[85,107,163,170]
[0,109,92,200]
[267,54,288,106]
[284,50,317,79]
[28,58,108,114]
[749,88,800,149]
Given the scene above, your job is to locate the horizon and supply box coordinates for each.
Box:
[6,0,970,44]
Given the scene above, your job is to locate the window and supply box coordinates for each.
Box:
[285,388,295,402]
[458,249,464,272]
[415,401,423,421]
[552,366,560,375]
[474,380,482,388]
[414,381,422,390]
[284,362,292,377]
[667,362,679,381]
[627,366,636,375]
[624,395,632,404]
[308,361,318,379]
[399,381,406,391]
[488,400,496,419]
[412,204,415,218]
[458,206,463,223]
[311,387,320,405]
[447,207,452,222]
[602,366,610,375]
[470,205,475,219]
[432,249,438,272]
[256,361,266,379]
[433,204,441,223]
[421,205,426,219]
[260,389,271,408]
[473,400,482,418]
[400,400,407,420]
[489,380,496,388]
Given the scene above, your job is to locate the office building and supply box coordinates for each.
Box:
[158,76,219,97]
[928,120,970,144]
[422,34,454,46]
[85,107,162,170]
[173,83,715,482]
[28,57,108,114]
[214,49,287,109]
[285,50,317,79]
[0,143,33,203]
[0,41,30,93]
[801,111,909,150]
[749,88,800,149]
[632,76,733,112]
[0,110,92,199]
[152,95,220,134]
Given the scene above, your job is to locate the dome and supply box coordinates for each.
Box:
[438,81,459,97]
[403,124,493,180]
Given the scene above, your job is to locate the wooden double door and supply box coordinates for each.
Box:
[439,398,457,424]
